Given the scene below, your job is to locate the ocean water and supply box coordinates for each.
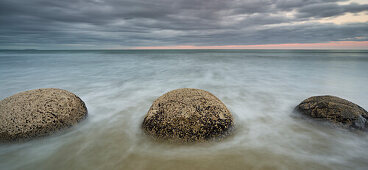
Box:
[0,49,368,170]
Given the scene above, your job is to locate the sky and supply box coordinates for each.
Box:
[0,0,367,49]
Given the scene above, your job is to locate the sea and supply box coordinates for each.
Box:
[0,49,368,170]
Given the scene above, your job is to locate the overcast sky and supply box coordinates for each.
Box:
[0,0,367,49]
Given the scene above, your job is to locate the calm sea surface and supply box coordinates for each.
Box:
[0,50,368,170]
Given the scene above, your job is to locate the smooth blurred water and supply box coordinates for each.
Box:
[0,49,368,170]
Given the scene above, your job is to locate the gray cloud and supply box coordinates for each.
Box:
[0,0,367,49]
[297,2,368,18]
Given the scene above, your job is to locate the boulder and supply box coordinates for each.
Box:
[142,88,233,143]
[296,95,368,129]
[0,88,87,141]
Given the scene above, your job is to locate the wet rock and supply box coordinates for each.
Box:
[142,88,233,143]
[0,88,87,141]
[296,95,368,130]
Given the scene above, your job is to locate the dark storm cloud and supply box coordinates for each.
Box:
[297,2,368,18]
[0,0,367,49]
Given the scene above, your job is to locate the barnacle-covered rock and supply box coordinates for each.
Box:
[142,88,233,143]
[0,88,87,141]
[296,95,368,130]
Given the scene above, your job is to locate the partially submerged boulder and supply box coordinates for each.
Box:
[0,88,87,141]
[296,95,368,130]
[142,88,233,143]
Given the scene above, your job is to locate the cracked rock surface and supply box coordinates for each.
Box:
[0,88,87,141]
[142,88,233,143]
[296,95,368,130]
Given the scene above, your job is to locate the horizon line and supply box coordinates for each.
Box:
[131,41,368,50]
[1,41,367,50]
[1,48,368,51]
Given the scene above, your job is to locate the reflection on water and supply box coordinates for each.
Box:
[0,50,368,170]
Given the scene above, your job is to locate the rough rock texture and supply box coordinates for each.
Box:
[296,95,368,129]
[142,88,233,143]
[0,88,87,141]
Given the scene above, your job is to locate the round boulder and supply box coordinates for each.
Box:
[0,88,87,141]
[142,88,233,143]
[296,95,368,129]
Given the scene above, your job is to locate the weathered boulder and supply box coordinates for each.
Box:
[0,88,87,141]
[296,95,368,129]
[142,88,233,143]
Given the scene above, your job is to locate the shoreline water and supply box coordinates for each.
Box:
[1,49,367,169]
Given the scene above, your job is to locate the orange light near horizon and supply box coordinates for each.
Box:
[132,41,368,50]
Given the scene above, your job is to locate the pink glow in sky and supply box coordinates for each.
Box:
[132,41,368,50]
